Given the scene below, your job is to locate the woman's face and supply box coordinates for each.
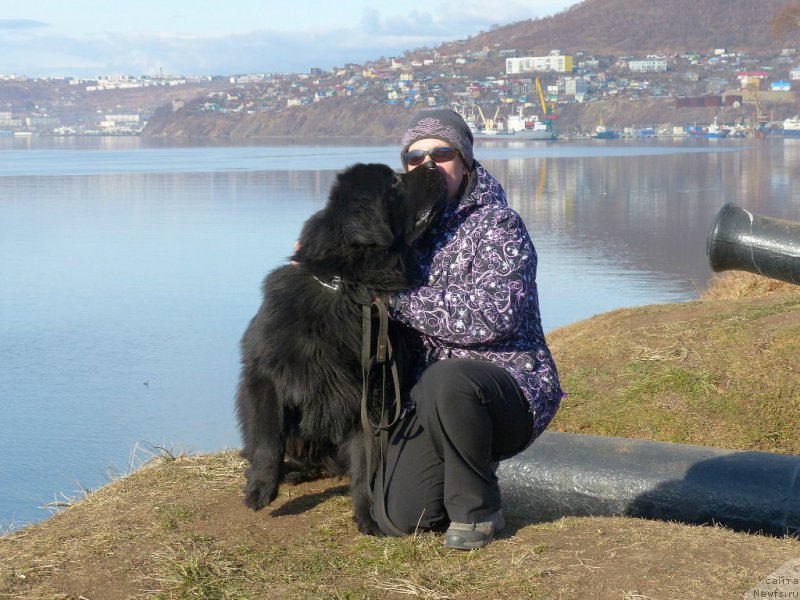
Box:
[406,138,468,201]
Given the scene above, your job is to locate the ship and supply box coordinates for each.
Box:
[593,119,619,139]
[469,76,558,141]
[593,127,619,139]
[780,116,800,136]
[472,111,557,140]
[505,111,557,140]
[687,117,729,138]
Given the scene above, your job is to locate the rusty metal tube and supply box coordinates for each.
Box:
[707,202,800,285]
[498,431,800,536]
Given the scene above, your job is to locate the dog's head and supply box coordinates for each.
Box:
[293,163,447,287]
[395,161,452,244]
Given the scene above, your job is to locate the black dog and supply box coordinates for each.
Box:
[236,162,447,535]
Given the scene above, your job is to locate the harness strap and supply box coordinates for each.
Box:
[361,299,405,536]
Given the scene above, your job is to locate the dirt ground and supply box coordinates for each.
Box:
[1,448,798,599]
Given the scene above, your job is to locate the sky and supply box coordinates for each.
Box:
[1,0,581,78]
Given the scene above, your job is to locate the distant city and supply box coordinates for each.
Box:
[2,40,800,139]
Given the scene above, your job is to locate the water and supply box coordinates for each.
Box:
[2,136,799,530]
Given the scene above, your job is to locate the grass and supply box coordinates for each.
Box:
[154,504,196,532]
[1,451,799,599]
[145,537,249,600]
[548,273,800,454]
[1,272,799,599]
[138,507,601,599]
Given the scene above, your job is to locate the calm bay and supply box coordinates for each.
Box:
[2,135,799,530]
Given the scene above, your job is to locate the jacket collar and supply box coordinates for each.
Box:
[456,160,507,212]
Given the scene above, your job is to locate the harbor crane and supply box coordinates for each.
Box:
[477,105,501,133]
[535,77,557,122]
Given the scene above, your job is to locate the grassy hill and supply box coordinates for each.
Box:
[458,0,800,56]
[548,273,800,454]
[1,273,798,599]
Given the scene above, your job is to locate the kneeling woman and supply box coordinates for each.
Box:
[372,108,563,550]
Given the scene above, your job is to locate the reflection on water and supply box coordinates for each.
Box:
[480,139,799,311]
[1,137,798,530]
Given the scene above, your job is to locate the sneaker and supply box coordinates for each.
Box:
[444,509,505,550]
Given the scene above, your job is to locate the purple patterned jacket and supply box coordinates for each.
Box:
[389,161,562,451]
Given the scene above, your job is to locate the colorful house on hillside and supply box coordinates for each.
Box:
[737,70,769,89]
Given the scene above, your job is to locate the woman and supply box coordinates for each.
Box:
[372,108,562,549]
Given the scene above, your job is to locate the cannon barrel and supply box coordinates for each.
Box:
[707,202,800,285]
[499,431,800,536]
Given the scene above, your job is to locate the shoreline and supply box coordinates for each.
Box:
[3,273,797,537]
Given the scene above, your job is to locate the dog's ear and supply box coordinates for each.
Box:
[293,211,333,262]
[341,205,393,247]
[297,163,401,260]
[333,165,397,249]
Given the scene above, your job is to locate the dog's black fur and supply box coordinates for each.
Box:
[236,162,447,535]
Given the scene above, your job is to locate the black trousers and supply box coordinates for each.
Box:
[372,358,533,536]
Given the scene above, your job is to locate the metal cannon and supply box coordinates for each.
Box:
[499,432,800,536]
[494,204,800,537]
[707,202,800,285]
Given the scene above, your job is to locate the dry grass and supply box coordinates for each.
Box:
[548,272,800,453]
[1,454,797,599]
[700,271,796,300]
[1,271,799,599]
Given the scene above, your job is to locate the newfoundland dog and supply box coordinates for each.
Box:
[236,162,447,535]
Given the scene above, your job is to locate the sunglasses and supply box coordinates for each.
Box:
[404,146,459,167]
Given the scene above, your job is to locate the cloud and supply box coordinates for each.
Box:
[456,0,542,25]
[1,23,427,77]
[0,2,554,78]
[356,1,537,39]
[360,8,381,32]
[0,19,48,30]
[0,21,472,78]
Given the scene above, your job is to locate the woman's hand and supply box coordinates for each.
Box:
[291,240,300,266]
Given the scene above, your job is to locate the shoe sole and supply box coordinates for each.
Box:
[444,511,504,550]
[444,535,492,550]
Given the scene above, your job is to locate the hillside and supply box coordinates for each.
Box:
[0,78,229,131]
[548,274,800,453]
[141,0,800,140]
[143,94,798,140]
[143,97,411,140]
[459,0,800,57]
[8,0,800,138]
[1,273,798,598]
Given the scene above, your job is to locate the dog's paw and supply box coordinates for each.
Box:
[242,476,278,511]
[282,466,324,484]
